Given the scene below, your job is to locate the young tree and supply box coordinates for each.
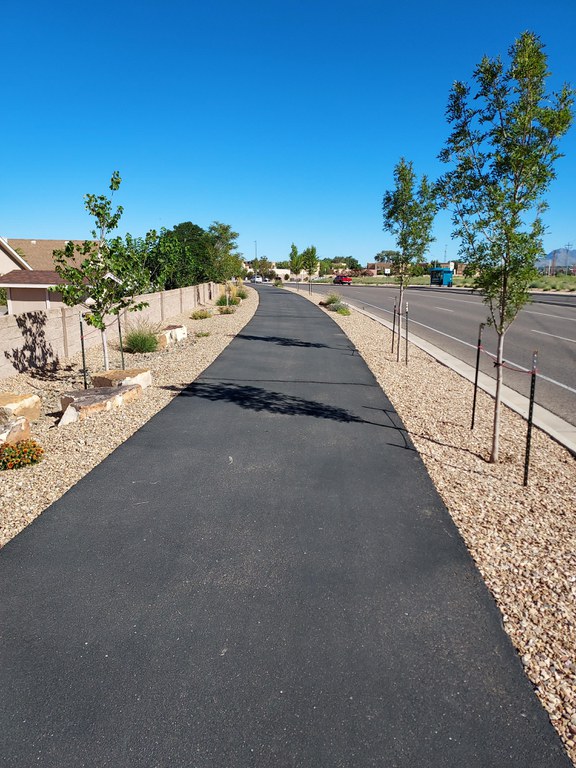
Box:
[301,245,319,279]
[382,157,436,327]
[289,243,304,278]
[205,221,243,282]
[53,172,149,370]
[437,31,574,462]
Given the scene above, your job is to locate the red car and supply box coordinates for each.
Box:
[333,275,352,285]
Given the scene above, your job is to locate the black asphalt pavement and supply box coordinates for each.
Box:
[1,287,571,767]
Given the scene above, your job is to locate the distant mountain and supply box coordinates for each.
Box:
[536,248,576,270]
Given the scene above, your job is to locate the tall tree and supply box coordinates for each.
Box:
[382,157,436,321]
[437,31,574,462]
[53,172,149,370]
[289,243,304,277]
[301,245,319,279]
[205,221,243,282]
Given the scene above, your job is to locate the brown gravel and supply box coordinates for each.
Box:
[1,285,575,764]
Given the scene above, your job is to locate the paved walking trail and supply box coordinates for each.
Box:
[1,287,571,767]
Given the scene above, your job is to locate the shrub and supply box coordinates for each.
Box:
[336,306,351,315]
[325,293,341,305]
[195,331,210,338]
[218,306,236,314]
[191,309,211,320]
[0,288,7,305]
[236,287,248,299]
[215,294,240,306]
[123,320,159,353]
[326,301,346,312]
[0,439,44,470]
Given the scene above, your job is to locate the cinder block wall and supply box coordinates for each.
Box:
[0,283,217,380]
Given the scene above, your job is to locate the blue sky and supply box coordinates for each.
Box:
[2,0,575,264]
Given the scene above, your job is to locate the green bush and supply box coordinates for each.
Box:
[123,320,159,353]
[215,294,240,306]
[325,293,341,305]
[191,309,211,320]
[236,287,248,299]
[0,439,44,470]
[336,306,351,316]
[326,301,347,313]
[218,306,236,314]
[0,288,7,305]
[195,331,210,338]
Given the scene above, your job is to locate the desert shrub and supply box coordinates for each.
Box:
[123,320,160,353]
[273,280,282,287]
[218,306,236,314]
[325,293,341,305]
[0,288,7,305]
[195,331,210,338]
[215,294,240,306]
[336,306,351,315]
[191,309,211,320]
[0,439,44,470]
[326,301,346,312]
[236,287,248,299]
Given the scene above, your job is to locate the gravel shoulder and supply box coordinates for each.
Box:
[1,285,574,764]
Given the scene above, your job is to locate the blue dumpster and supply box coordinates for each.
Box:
[430,267,453,287]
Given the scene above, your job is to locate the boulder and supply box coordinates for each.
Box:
[91,368,152,390]
[0,393,41,421]
[59,385,143,426]
[0,413,31,445]
[157,324,188,349]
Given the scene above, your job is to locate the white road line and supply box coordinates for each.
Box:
[350,300,576,394]
[434,307,454,312]
[523,309,576,322]
[532,329,576,344]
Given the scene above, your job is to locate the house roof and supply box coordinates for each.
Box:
[4,239,89,270]
[0,270,67,288]
[0,238,32,270]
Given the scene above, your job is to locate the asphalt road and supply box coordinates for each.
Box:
[1,286,571,767]
[304,284,576,427]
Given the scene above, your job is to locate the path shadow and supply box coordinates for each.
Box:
[4,311,60,379]
[237,333,331,349]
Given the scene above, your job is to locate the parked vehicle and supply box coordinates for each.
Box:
[333,275,352,285]
[250,275,263,283]
[429,268,453,287]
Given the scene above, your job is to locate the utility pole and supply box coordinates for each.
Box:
[565,242,572,275]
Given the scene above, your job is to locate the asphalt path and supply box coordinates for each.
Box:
[304,284,576,427]
[1,286,571,767]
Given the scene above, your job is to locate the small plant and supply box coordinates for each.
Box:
[236,287,248,299]
[218,306,236,314]
[336,306,351,316]
[123,319,160,353]
[215,294,240,306]
[0,287,7,305]
[0,439,44,470]
[325,301,347,313]
[273,280,282,287]
[195,331,211,338]
[191,309,212,320]
[325,293,341,305]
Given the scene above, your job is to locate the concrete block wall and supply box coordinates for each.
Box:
[0,283,217,380]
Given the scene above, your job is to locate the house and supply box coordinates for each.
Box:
[0,238,84,314]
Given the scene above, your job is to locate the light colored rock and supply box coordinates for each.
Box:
[0,393,41,421]
[0,413,31,445]
[59,385,143,426]
[91,368,152,390]
[157,324,188,349]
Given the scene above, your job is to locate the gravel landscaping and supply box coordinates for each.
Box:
[1,285,574,764]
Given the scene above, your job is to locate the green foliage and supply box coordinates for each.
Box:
[0,439,44,470]
[274,260,290,269]
[374,250,400,263]
[191,309,211,320]
[195,330,211,338]
[123,320,160,353]
[437,31,574,462]
[336,306,351,316]
[301,245,319,277]
[325,301,347,313]
[236,287,248,299]
[218,305,236,314]
[289,243,304,275]
[382,158,437,308]
[0,288,7,304]
[53,172,150,332]
[215,293,240,306]
[325,293,341,305]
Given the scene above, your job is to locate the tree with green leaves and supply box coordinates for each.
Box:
[53,172,150,370]
[204,221,243,283]
[301,245,319,279]
[382,157,437,330]
[437,31,574,462]
[289,243,304,278]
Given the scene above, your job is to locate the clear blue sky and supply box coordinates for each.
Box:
[3,0,575,264]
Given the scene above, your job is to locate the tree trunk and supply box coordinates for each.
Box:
[490,330,505,463]
[396,283,405,363]
[101,328,110,371]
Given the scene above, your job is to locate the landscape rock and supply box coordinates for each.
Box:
[91,368,152,390]
[0,413,31,445]
[157,324,188,349]
[59,385,143,426]
[0,393,41,421]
